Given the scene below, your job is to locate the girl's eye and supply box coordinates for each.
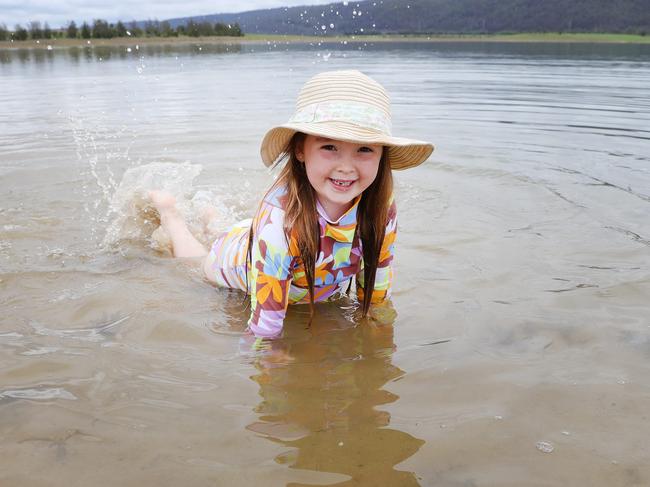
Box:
[321,144,336,151]
[359,146,374,153]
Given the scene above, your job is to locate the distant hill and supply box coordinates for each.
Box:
[164,0,650,35]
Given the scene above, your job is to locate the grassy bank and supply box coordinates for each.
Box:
[1,32,649,49]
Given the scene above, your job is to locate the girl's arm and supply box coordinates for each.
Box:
[247,204,295,339]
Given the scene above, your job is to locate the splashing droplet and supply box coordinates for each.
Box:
[536,441,554,453]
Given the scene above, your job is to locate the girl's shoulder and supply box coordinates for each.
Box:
[251,184,289,236]
[261,184,289,211]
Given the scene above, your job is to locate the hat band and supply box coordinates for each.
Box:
[289,101,392,134]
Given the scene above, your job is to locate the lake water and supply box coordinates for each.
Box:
[1,40,649,486]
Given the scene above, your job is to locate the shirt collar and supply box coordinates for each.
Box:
[316,195,362,225]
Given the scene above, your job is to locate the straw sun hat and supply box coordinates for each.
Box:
[260,70,434,170]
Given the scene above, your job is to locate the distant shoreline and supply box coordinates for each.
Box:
[1,32,649,50]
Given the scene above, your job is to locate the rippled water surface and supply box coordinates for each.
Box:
[1,41,650,486]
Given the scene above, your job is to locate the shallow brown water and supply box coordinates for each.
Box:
[1,42,650,486]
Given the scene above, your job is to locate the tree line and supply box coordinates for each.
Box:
[0,19,243,41]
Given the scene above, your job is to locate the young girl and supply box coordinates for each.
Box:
[150,70,433,342]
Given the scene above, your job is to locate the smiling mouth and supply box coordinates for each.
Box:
[329,178,356,187]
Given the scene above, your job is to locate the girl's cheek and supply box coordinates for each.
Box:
[320,150,337,161]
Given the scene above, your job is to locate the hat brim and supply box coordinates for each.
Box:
[260,121,434,171]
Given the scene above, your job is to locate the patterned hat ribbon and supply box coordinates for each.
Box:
[289,101,392,134]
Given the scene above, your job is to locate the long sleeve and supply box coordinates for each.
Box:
[247,203,296,339]
[356,198,397,304]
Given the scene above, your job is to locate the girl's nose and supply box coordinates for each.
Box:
[335,154,356,172]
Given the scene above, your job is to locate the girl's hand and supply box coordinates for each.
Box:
[238,333,293,364]
[369,301,397,325]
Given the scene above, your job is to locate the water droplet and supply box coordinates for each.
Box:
[338,441,344,446]
[536,441,554,453]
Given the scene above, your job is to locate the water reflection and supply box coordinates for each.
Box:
[1,40,648,67]
[0,42,245,65]
[248,308,424,486]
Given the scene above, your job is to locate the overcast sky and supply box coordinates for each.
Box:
[0,0,338,28]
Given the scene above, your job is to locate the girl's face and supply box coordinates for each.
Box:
[296,135,383,220]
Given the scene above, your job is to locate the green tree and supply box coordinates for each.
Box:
[128,21,143,37]
[214,22,226,36]
[66,20,78,38]
[199,21,214,36]
[80,21,91,39]
[144,20,160,37]
[160,21,176,37]
[231,23,243,36]
[186,19,200,37]
[0,23,8,41]
[43,22,52,39]
[115,20,127,37]
[14,24,28,41]
[29,20,43,39]
[92,19,112,38]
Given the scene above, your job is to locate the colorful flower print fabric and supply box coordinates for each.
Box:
[205,185,396,339]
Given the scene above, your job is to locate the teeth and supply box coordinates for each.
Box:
[331,179,353,187]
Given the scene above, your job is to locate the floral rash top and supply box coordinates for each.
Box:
[205,185,397,339]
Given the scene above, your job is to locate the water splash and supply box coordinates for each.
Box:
[536,441,554,453]
[102,162,232,253]
[69,113,135,242]
[102,162,201,247]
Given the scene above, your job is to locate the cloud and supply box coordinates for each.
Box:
[0,0,336,28]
